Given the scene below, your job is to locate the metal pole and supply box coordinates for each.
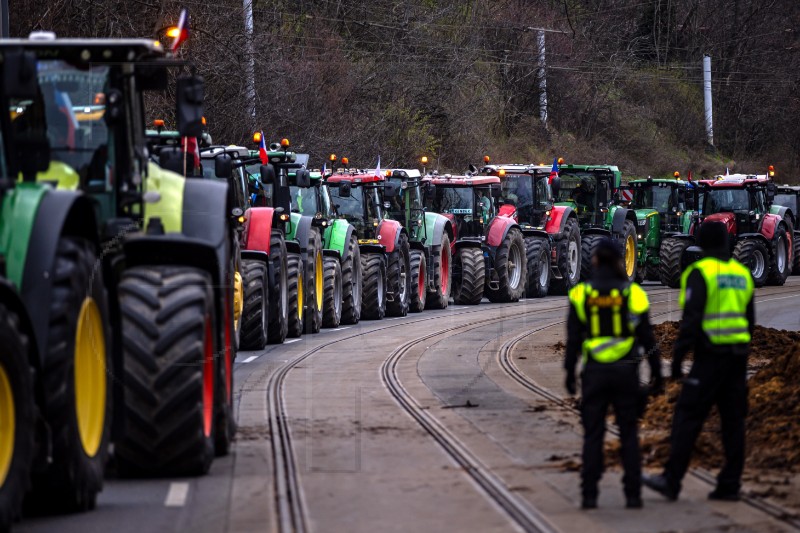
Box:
[0,0,9,38]
[537,29,548,125]
[703,55,713,147]
[243,0,257,122]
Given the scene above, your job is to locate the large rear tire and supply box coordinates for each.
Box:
[580,233,604,281]
[321,256,343,328]
[304,229,324,334]
[486,227,527,303]
[386,234,410,317]
[550,217,581,294]
[409,250,427,313]
[793,231,800,275]
[733,239,769,288]
[0,305,35,530]
[27,237,111,513]
[360,253,386,320]
[340,235,362,325]
[767,225,791,286]
[425,233,451,310]
[267,231,289,344]
[619,220,638,282]
[116,267,217,477]
[524,236,550,298]
[452,247,485,305]
[239,259,268,350]
[659,237,691,288]
[286,253,304,338]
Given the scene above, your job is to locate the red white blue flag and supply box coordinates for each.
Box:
[548,157,559,185]
[258,131,268,164]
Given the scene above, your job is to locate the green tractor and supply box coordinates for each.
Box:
[385,169,454,311]
[2,32,237,503]
[773,184,800,274]
[625,174,699,286]
[554,164,639,282]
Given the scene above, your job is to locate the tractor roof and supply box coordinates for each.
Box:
[629,178,690,186]
[559,164,620,173]
[424,175,500,186]
[699,175,770,187]
[0,36,166,63]
[387,169,422,179]
[776,185,800,192]
[483,164,550,175]
[200,145,250,160]
[326,171,385,184]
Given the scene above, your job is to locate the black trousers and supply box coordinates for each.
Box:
[580,363,641,499]
[664,353,748,495]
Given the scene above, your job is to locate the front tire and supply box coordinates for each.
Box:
[321,256,343,328]
[792,231,800,275]
[733,239,769,288]
[267,231,289,344]
[767,225,791,286]
[27,237,111,512]
[452,247,485,305]
[550,217,581,294]
[386,234,410,317]
[286,253,304,338]
[360,253,386,320]
[659,237,691,288]
[239,259,269,350]
[580,234,604,281]
[304,229,324,334]
[486,227,527,303]
[116,267,216,477]
[618,220,638,282]
[409,250,427,313]
[340,235,362,325]
[425,233,451,310]
[524,236,550,298]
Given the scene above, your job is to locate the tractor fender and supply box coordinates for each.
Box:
[582,227,612,238]
[21,191,101,370]
[610,207,636,235]
[441,213,459,243]
[286,240,302,254]
[664,232,696,242]
[241,249,269,264]
[182,179,230,280]
[422,212,453,248]
[324,219,352,260]
[242,207,276,254]
[454,239,483,250]
[738,233,770,245]
[759,214,783,240]
[544,205,574,238]
[486,216,518,247]
[358,243,386,255]
[521,228,549,240]
[770,205,794,229]
[322,248,341,259]
[292,214,314,254]
[377,219,404,253]
[409,240,425,252]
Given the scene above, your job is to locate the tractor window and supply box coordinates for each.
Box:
[751,189,766,213]
[290,185,319,216]
[632,184,673,212]
[534,177,551,207]
[500,174,533,211]
[10,61,111,190]
[318,184,334,218]
[556,172,595,208]
[475,186,496,220]
[704,189,750,214]
[774,193,798,213]
[431,186,473,215]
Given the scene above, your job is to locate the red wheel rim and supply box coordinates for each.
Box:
[418,262,426,301]
[224,292,233,404]
[441,248,449,295]
[202,316,214,438]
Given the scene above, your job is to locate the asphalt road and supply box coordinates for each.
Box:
[17,278,800,533]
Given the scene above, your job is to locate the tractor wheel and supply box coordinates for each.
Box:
[0,305,34,530]
[733,239,769,288]
[659,237,690,288]
[386,233,411,317]
[486,227,526,303]
[550,217,581,294]
[340,234,362,325]
[27,237,111,512]
[116,267,217,477]
[452,247,485,305]
[618,220,638,282]
[286,253,304,338]
[215,286,236,458]
[524,236,550,298]
[645,263,661,281]
[580,234,604,281]
[409,249,427,313]
[321,256,343,328]
[360,253,386,320]
[425,233,451,310]
[239,259,269,350]
[267,231,289,344]
[304,229,323,334]
[793,231,800,275]
[766,225,791,286]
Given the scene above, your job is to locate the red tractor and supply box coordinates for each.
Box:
[693,175,792,287]
[327,170,411,319]
[481,162,581,296]
[423,174,527,304]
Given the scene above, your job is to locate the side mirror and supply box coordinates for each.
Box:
[468,163,478,175]
[4,48,39,98]
[766,182,776,203]
[260,163,276,185]
[295,168,311,188]
[215,154,233,178]
[551,176,561,197]
[176,75,205,137]
[384,182,398,198]
[339,182,352,197]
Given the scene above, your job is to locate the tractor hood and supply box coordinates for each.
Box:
[634,208,657,220]
[703,212,736,234]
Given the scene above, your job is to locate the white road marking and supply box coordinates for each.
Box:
[242,355,259,363]
[164,482,189,507]
[450,307,467,310]
[758,294,798,303]
[285,339,301,344]
[387,317,404,320]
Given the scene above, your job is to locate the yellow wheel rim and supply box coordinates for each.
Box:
[315,252,323,310]
[233,270,243,332]
[0,364,15,486]
[297,271,304,321]
[625,234,636,277]
[74,298,106,458]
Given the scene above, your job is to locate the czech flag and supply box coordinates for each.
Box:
[169,8,190,52]
[548,157,559,185]
[55,89,78,149]
[320,163,326,178]
[374,155,381,177]
[258,131,268,164]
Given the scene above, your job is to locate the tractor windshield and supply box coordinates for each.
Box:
[555,171,599,207]
[10,61,111,190]
[244,162,274,206]
[430,186,474,215]
[704,188,751,214]
[386,177,424,224]
[329,183,382,235]
[500,174,534,211]
[632,184,674,213]
[426,184,495,238]
[290,184,331,217]
[774,193,798,213]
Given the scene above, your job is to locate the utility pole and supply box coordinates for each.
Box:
[703,55,714,149]
[537,29,547,125]
[243,0,257,122]
[1,0,9,38]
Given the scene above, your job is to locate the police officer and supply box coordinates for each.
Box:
[565,238,662,510]
[644,221,754,501]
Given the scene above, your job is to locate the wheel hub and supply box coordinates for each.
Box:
[625,235,636,278]
[74,297,106,458]
[568,240,579,280]
[508,242,522,289]
[315,252,323,310]
[0,364,14,485]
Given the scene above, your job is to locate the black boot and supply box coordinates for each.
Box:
[642,474,678,501]
[625,496,643,509]
[581,496,597,509]
[708,488,740,501]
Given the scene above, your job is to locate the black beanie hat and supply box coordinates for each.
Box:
[697,221,730,253]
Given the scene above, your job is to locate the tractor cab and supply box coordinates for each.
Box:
[555,165,620,229]
[385,169,426,240]
[481,164,554,228]
[699,175,772,236]
[327,171,388,242]
[422,174,501,242]
[774,186,799,220]
[629,176,696,234]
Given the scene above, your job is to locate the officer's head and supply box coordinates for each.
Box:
[592,237,627,281]
[697,221,730,258]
